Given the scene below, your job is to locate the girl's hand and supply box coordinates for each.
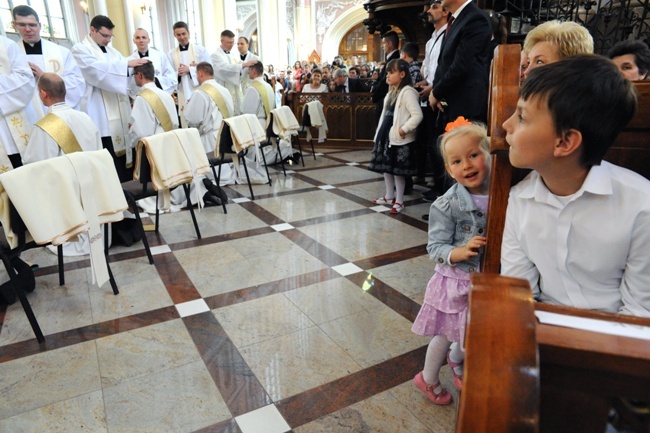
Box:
[450,236,487,263]
[398,127,406,138]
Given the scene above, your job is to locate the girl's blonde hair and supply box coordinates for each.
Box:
[385,59,412,105]
[439,122,490,166]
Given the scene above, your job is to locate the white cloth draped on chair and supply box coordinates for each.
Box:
[216,114,269,184]
[305,100,328,143]
[0,149,127,286]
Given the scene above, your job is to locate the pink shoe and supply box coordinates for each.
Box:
[413,371,453,405]
[447,353,464,391]
[373,196,395,205]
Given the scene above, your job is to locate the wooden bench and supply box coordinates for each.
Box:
[456,44,650,432]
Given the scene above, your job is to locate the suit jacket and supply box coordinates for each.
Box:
[346,77,367,93]
[372,50,401,103]
[432,2,492,125]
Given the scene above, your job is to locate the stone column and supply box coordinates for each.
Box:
[203,0,237,52]
[256,0,289,68]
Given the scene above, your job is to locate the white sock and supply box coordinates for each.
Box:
[384,173,395,199]
[423,335,452,386]
[394,175,405,204]
[449,342,465,376]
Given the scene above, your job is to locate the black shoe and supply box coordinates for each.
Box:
[404,176,414,195]
[202,178,228,202]
[202,192,222,207]
[421,189,438,202]
[421,214,429,221]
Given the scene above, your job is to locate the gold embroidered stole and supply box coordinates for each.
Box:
[198,83,232,119]
[35,113,83,154]
[251,81,271,118]
[138,88,173,132]
[0,39,30,171]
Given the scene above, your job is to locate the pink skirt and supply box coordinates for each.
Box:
[411,264,470,346]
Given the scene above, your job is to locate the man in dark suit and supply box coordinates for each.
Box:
[423,0,492,202]
[371,31,401,120]
[332,68,366,92]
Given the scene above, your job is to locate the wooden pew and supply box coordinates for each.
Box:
[461,274,650,433]
[456,274,540,433]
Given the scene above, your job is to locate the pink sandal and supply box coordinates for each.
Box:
[389,202,404,214]
[413,371,453,405]
[447,353,464,391]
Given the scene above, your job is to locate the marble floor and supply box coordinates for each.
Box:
[0,148,460,433]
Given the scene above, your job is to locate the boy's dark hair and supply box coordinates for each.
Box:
[401,42,419,60]
[12,5,39,22]
[607,40,650,77]
[173,21,189,32]
[250,61,264,75]
[91,15,114,31]
[134,61,155,81]
[221,29,235,38]
[521,54,637,167]
[381,31,399,50]
[196,61,214,76]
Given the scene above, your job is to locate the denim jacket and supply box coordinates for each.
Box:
[426,183,487,273]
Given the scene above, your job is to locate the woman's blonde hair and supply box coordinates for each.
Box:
[523,20,593,59]
[439,122,490,166]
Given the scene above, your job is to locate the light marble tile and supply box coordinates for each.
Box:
[388,378,459,433]
[236,404,291,433]
[330,150,373,163]
[0,292,93,346]
[318,304,430,368]
[303,166,382,185]
[294,384,435,433]
[232,197,251,203]
[338,181,393,204]
[401,201,433,221]
[255,190,364,222]
[284,278,378,325]
[271,223,295,231]
[317,185,335,190]
[103,361,230,433]
[175,299,210,317]
[298,213,427,262]
[88,258,173,323]
[331,263,364,276]
[96,319,202,388]
[150,245,172,255]
[156,211,218,244]
[200,203,268,235]
[0,342,101,419]
[370,205,390,212]
[0,390,108,433]
[173,241,270,297]
[239,326,361,401]
[369,255,433,304]
[213,293,316,348]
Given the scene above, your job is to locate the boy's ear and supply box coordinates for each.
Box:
[553,128,583,158]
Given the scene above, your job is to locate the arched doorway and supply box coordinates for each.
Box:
[338,23,376,64]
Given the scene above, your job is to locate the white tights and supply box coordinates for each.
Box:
[422,336,464,385]
[384,173,406,204]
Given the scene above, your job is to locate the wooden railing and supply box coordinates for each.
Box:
[285,92,378,148]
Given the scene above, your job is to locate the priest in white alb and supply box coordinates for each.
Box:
[167,21,210,127]
[71,15,148,181]
[12,5,85,124]
[128,28,176,99]
[211,30,258,115]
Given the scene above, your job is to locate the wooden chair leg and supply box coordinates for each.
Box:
[184,184,201,239]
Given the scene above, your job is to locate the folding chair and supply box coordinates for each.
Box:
[299,100,327,164]
[0,149,126,342]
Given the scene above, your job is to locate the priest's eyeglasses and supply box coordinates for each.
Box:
[98,30,114,39]
[14,22,40,29]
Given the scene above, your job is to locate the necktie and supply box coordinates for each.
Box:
[445,16,455,37]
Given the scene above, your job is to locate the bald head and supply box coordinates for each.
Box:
[38,73,66,106]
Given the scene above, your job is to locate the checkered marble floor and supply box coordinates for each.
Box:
[0,148,459,433]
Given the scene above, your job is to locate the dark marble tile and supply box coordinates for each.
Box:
[204,269,340,310]
[280,230,349,267]
[183,312,272,416]
[169,227,275,251]
[346,272,423,323]
[276,346,427,429]
[289,209,372,230]
[389,212,429,232]
[327,188,378,206]
[154,252,202,304]
[237,201,285,225]
[354,244,428,270]
[0,306,179,363]
[191,418,243,433]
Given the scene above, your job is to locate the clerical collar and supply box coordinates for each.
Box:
[179,45,189,51]
[222,48,230,54]
[23,40,42,55]
[96,42,107,53]
[138,50,149,58]
[240,54,247,61]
